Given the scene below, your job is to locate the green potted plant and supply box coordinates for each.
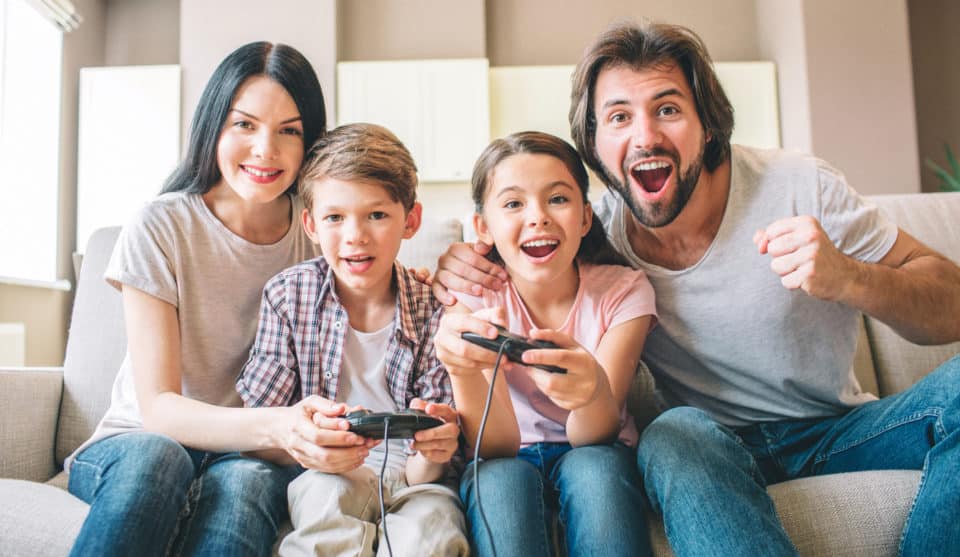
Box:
[925,143,960,192]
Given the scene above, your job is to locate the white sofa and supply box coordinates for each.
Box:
[2,193,959,556]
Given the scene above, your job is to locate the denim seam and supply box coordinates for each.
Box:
[169,452,212,557]
[533,468,550,557]
[813,409,943,465]
[896,458,927,556]
[731,429,769,487]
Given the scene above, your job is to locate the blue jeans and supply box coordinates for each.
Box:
[637,354,960,557]
[68,431,297,557]
[460,442,651,557]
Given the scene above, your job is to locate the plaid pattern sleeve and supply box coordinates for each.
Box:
[413,305,455,408]
[391,265,463,479]
[236,272,301,408]
[388,265,455,409]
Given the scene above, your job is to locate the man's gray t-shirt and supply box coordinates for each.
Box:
[67,192,319,467]
[597,145,898,426]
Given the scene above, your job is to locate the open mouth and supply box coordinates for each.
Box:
[520,239,559,258]
[343,255,374,271]
[631,160,673,193]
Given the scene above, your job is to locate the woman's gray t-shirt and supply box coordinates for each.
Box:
[596,145,898,426]
[68,192,319,467]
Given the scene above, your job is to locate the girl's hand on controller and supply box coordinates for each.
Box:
[409,398,460,464]
[522,329,606,411]
[435,307,515,377]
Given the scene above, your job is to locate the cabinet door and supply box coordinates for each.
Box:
[337,59,490,182]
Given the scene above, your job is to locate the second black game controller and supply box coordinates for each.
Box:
[345,409,444,439]
[461,324,567,374]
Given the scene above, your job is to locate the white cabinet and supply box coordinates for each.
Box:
[337,59,490,182]
[77,65,180,253]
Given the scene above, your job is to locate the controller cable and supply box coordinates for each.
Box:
[472,339,512,557]
[379,418,394,557]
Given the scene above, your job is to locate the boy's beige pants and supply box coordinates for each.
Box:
[279,466,469,557]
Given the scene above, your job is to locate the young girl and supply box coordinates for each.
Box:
[65,42,345,556]
[435,131,656,557]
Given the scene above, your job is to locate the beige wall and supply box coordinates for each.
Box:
[104,0,179,66]
[803,0,919,194]
[755,0,811,153]
[338,0,485,61]
[487,0,758,65]
[0,285,72,366]
[180,0,337,137]
[909,0,960,193]
[757,0,920,195]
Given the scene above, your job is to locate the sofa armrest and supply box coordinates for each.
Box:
[0,367,63,482]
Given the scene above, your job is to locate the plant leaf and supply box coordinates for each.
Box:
[946,144,960,183]
[925,159,954,190]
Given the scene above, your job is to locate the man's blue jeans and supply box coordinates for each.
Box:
[67,431,297,557]
[637,354,960,556]
[461,442,651,557]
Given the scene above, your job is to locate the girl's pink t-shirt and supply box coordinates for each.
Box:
[456,262,657,447]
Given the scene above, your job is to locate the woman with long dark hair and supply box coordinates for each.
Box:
[66,42,332,556]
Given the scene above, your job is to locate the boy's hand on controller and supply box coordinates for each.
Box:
[436,307,515,377]
[283,396,377,473]
[409,398,460,464]
[523,329,605,411]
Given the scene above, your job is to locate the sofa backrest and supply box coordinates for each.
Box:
[56,227,126,465]
[863,193,960,396]
[53,219,463,467]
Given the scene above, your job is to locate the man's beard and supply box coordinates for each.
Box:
[601,142,705,228]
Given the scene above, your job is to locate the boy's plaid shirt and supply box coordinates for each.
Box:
[236,256,453,413]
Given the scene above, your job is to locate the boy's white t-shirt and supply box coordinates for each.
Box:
[338,320,407,473]
[67,192,319,469]
[456,263,657,447]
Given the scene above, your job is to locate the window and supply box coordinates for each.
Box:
[0,0,63,284]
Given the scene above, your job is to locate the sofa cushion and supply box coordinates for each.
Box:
[397,217,462,271]
[645,469,920,557]
[769,470,919,556]
[865,193,960,395]
[0,369,62,482]
[0,479,88,557]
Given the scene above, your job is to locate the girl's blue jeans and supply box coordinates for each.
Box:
[67,431,297,557]
[638,354,960,557]
[460,442,652,557]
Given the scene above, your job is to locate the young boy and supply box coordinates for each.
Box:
[236,123,468,557]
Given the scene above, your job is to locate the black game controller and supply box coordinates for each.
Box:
[461,324,567,374]
[345,409,444,439]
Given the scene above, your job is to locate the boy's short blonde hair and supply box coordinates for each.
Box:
[298,123,418,212]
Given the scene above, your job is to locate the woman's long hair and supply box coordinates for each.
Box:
[161,42,327,195]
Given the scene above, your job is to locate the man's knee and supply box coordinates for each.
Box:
[639,407,721,457]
